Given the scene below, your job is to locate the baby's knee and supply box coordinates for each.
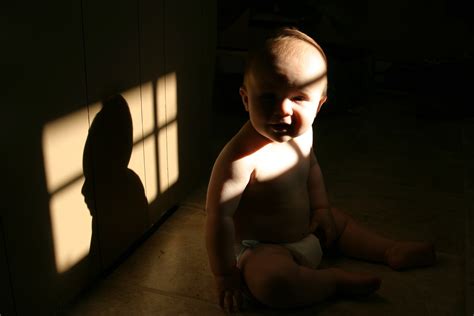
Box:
[246,268,296,308]
[331,207,350,234]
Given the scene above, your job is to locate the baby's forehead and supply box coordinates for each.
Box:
[273,41,325,71]
[269,37,324,59]
[249,39,327,89]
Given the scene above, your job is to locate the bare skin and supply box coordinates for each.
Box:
[205,30,436,312]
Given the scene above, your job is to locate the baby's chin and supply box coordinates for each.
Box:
[269,135,292,143]
[262,129,297,143]
[252,124,307,143]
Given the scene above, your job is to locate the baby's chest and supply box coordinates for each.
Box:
[242,155,310,216]
[252,141,310,183]
[251,147,310,193]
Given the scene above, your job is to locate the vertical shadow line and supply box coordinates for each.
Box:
[79,0,104,269]
[162,0,171,189]
[152,79,161,197]
[136,0,148,199]
[0,217,18,315]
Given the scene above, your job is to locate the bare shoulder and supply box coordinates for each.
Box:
[206,123,258,216]
[213,123,257,178]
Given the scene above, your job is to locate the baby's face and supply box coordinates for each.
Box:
[241,42,327,143]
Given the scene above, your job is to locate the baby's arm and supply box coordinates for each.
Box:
[205,147,252,311]
[307,149,337,248]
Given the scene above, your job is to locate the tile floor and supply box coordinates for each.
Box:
[64,93,473,315]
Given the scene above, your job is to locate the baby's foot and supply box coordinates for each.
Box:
[330,268,381,297]
[385,241,436,270]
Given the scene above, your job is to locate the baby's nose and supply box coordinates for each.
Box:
[274,98,293,117]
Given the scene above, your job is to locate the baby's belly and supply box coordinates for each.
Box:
[234,192,311,243]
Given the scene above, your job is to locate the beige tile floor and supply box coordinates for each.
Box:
[64,93,473,315]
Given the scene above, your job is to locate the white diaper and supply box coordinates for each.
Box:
[236,234,322,270]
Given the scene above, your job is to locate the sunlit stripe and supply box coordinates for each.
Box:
[167,120,179,187]
[129,140,146,191]
[164,72,177,122]
[141,81,155,136]
[143,135,158,202]
[50,178,92,273]
[156,75,167,128]
[43,106,92,193]
[158,126,169,191]
[123,85,145,143]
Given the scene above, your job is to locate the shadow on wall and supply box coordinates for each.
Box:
[82,95,149,269]
[41,71,182,280]
[33,73,187,316]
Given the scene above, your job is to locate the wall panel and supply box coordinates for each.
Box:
[82,0,149,270]
[138,0,169,222]
[162,0,216,207]
[2,1,100,314]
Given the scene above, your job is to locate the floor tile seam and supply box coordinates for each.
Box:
[430,251,462,260]
[178,203,206,212]
[93,278,218,308]
[130,283,216,307]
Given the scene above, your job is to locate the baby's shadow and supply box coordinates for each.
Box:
[82,95,149,269]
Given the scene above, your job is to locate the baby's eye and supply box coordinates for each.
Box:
[291,95,307,102]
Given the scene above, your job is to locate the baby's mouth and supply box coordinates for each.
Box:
[269,123,291,133]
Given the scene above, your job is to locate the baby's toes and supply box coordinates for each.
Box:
[385,241,436,270]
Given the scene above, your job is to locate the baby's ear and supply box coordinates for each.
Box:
[239,86,249,111]
[317,96,327,114]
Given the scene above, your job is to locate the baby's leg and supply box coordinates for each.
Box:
[239,244,380,308]
[331,207,436,270]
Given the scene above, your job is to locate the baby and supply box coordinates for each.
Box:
[205,27,435,311]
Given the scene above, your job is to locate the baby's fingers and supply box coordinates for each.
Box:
[219,290,235,312]
[225,290,234,312]
[219,290,225,309]
[219,290,243,313]
[234,290,243,312]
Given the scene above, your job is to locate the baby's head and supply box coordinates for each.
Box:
[240,28,328,143]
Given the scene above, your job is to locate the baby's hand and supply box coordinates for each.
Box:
[214,266,243,313]
[310,208,337,249]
